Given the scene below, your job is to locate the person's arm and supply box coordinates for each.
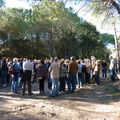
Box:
[49,63,53,73]
[31,63,34,75]
[45,67,48,79]
[68,63,70,74]
[76,63,78,71]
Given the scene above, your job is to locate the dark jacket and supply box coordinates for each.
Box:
[36,64,47,79]
[1,61,8,72]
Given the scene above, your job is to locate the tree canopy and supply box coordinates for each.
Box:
[0,0,111,59]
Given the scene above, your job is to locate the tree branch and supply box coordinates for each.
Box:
[111,0,120,15]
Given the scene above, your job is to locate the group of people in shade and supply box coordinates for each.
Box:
[0,55,117,97]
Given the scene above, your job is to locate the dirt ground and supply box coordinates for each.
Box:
[0,78,120,120]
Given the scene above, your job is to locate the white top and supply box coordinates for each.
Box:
[23,60,33,71]
[109,59,116,70]
[93,65,99,75]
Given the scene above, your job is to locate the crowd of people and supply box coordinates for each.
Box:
[0,55,117,97]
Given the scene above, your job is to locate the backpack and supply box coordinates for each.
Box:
[8,65,16,75]
[82,65,86,73]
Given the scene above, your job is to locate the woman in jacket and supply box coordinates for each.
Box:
[36,59,47,94]
[59,59,67,92]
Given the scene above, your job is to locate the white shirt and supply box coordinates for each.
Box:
[23,60,33,71]
[109,59,116,70]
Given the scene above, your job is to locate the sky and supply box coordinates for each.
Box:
[66,1,120,35]
[5,0,30,9]
[4,0,119,35]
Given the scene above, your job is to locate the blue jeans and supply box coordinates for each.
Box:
[11,74,19,93]
[1,71,7,85]
[18,76,22,89]
[67,74,76,93]
[48,76,52,90]
[102,68,107,77]
[50,79,59,96]
[110,69,116,81]
[78,73,85,87]
[95,74,100,85]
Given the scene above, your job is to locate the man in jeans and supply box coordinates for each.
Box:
[10,58,21,93]
[67,56,78,93]
[49,57,60,97]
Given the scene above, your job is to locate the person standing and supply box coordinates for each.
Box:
[36,59,48,94]
[22,58,33,95]
[101,60,107,78]
[109,57,116,82]
[59,59,67,92]
[1,57,8,86]
[67,56,78,93]
[10,58,21,93]
[93,60,101,85]
[85,59,91,83]
[49,57,60,97]
[91,56,96,81]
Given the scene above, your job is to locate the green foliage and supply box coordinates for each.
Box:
[100,33,115,45]
[0,0,109,59]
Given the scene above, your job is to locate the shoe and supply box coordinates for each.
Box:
[49,94,56,97]
[22,93,25,96]
[3,84,7,87]
[28,93,33,96]
[14,91,19,94]
[41,91,44,94]
[95,83,97,86]
[80,86,83,88]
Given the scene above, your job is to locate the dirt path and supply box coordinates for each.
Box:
[0,78,120,120]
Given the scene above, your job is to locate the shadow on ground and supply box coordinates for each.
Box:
[0,79,120,105]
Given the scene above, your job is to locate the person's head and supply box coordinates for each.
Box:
[91,56,96,61]
[2,57,6,62]
[81,59,85,63]
[50,57,54,63]
[70,56,75,62]
[54,57,58,62]
[87,59,90,63]
[60,59,65,65]
[40,59,44,65]
[109,56,113,60]
[77,60,81,64]
[96,60,101,65]
[13,58,18,63]
[20,58,23,62]
[65,59,69,65]
[23,58,26,62]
